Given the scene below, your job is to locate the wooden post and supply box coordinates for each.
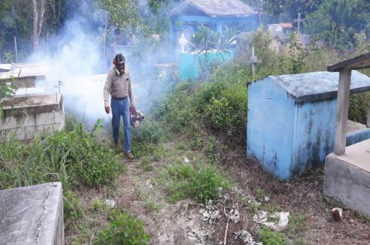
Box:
[334,69,352,155]
[14,36,18,62]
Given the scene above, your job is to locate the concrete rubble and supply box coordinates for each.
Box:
[253,210,290,231]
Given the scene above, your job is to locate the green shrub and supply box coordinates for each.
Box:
[132,120,163,144]
[159,163,229,203]
[43,124,120,187]
[94,211,150,245]
[153,82,196,133]
[131,119,164,158]
[259,227,287,245]
[349,92,370,124]
[204,97,233,130]
[0,122,121,190]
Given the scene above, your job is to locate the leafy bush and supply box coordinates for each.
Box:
[195,64,249,144]
[94,210,150,245]
[153,82,196,133]
[159,163,229,203]
[259,227,287,245]
[0,122,121,189]
[132,119,163,144]
[131,119,164,158]
[43,124,120,187]
[349,92,370,124]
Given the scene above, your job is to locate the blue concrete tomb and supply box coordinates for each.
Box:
[247,71,370,180]
[180,50,233,80]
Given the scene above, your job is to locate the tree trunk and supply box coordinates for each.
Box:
[32,0,45,51]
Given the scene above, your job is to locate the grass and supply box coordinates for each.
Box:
[139,156,154,172]
[255,186,266,201]
[143,199,161,213]
[285,213,307,236]
[158,162,230,203]
[259,227,287,245]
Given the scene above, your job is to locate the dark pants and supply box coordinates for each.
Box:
[111,97,131,153]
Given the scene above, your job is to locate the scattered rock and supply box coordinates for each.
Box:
[104,199,116,208]
[264,196,270,202]
[253,210,290,231]
[184,157,190,163]
[146,179,153,188]
[234,230,262,245]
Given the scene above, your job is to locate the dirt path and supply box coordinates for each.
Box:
[65,140,369,245]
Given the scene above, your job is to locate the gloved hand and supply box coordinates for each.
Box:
[105,106,110,114]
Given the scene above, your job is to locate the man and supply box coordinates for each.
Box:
[103,53,135,159]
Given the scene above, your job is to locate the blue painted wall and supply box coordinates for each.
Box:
[247,76,370,180]
[291,99,336,176]
[247,78,296,180]
[180,51,233,80]
[346,128,370,146]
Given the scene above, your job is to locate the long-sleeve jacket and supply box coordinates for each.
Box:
[103,66,133,107]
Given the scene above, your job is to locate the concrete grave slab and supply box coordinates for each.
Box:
[0,94,65,142]
[324,139,370,217]
[0,182,64,245]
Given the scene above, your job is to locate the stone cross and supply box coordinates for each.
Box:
[178,33,188,53]
[294,13,305,34]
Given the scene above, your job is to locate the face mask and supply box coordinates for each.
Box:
[116,63,125,75]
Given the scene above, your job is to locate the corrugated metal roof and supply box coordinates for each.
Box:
[171,0,258,18]
[250,71,370,102]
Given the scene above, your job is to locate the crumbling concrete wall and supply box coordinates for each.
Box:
[0,182,64,245]
[0,94,65,142]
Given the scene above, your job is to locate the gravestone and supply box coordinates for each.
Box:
[0,94,65,142]
[0,182,64,245]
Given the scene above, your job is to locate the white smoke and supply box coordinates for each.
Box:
[28,0,178,126]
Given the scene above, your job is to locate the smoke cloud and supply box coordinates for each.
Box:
[28,0,177,126]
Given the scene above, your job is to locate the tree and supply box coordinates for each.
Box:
[32,0,46,51]
[305,0,370,49]
[260,0,323,22]
[97,0,140,36]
